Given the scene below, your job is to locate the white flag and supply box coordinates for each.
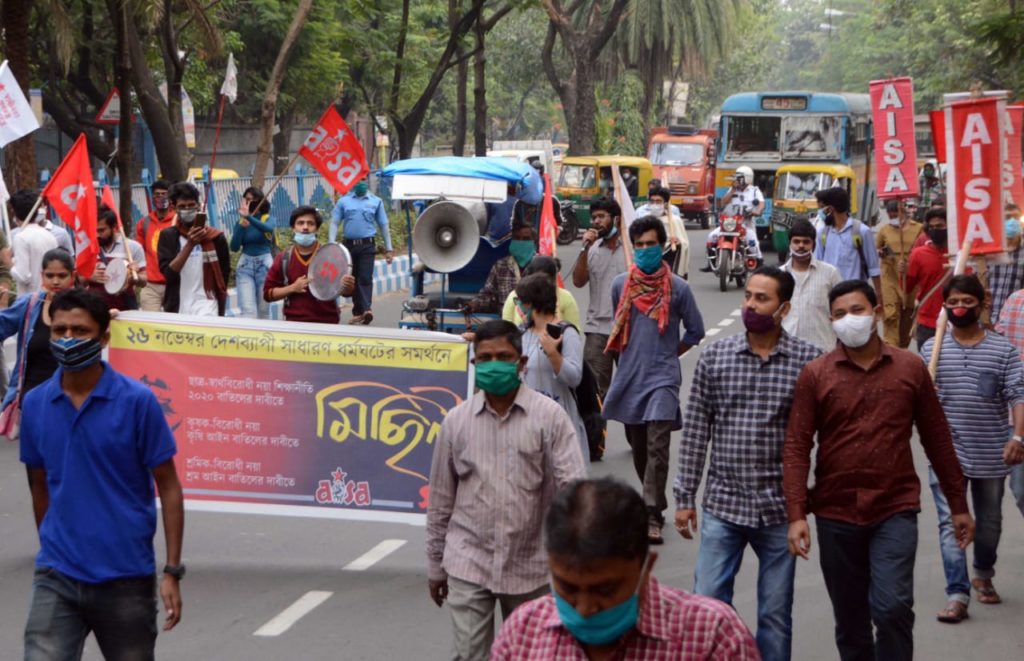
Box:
[0,61,40,147]
[0,164,9,205]
[220,53,238,104]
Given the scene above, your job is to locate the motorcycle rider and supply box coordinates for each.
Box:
[703,166,764,272]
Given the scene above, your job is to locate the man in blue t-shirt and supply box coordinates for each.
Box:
[20,289,184,659]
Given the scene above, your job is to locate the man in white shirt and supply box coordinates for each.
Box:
[781,218,842,350]
[9,190,59,294]
[706,166,764,266]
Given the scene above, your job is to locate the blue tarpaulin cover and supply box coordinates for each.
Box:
[381,157,542,205]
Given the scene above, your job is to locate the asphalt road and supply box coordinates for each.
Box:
[0,229,1022,659]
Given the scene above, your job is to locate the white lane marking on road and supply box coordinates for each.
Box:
[730,309,742,316]
[343,539,408,571]
[718,317,735,327]
[254,591,333,637]
[705,327,721,337]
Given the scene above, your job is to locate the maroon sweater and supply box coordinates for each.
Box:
[263,246,340,324]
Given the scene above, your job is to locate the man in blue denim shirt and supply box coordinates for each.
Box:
[20,289,184,660]
[329,178,393,325]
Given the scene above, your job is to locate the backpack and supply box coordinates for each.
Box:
[821,218,869,279]
[555,321,606,462]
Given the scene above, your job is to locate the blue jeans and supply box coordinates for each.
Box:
[693,512,794,661]
[235,252,273,319]
[816,513,917,661]
[344,240,377,315]
[929,466,1005,603]
[24,567,157,661]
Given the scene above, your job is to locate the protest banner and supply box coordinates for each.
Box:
[944,96,1006,255]
[299,106,369,195]
[41,134,98,277]
[108,312,471,524]
[1004,105,1024,207]
[0,60,40,146]
[870,77,919,199]
[930,110,947,163]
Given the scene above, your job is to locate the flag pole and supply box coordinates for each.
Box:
[209,94,227,173]
[260,150,304,202]
[928,235,972,377]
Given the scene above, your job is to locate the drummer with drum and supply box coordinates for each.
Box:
[264,205,356,324]
[87,205,147,310]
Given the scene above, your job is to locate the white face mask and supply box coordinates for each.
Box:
[832,313,876,348]
[649,203,665,214]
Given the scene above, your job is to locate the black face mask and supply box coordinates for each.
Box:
[824,212,835,226]
[927,228,947,246]
[946,305,979,328]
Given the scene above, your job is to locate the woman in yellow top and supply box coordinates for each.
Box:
[502,255,580,328]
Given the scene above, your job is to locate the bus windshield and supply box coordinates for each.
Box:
[725,116,780,156]
[648,142,705,166]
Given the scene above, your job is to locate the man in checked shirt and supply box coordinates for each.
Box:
[674,266,821,661]
[426,320,586,660]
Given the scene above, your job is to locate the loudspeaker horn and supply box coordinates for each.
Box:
[414,200,481,273]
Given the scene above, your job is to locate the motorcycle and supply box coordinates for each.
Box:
[706,211,758,292]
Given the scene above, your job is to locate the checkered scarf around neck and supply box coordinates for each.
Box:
[605,262,672,353]
[198,228,228,304]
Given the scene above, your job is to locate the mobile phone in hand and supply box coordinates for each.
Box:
[546,323,564,339]
[194,212,207,229]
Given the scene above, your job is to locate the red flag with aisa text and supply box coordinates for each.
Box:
[945,97,1006,255]
[870,77,919,199]
[41,134,98,277]
[1004,105,1024,207]
[299,107,369,195]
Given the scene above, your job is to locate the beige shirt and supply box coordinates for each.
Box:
[426,384,586,594]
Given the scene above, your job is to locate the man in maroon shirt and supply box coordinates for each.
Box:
[784,279,974,661]
[906,208,951,349]
[264,206,355,323]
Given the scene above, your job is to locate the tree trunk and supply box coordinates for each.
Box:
[569,49,597,155]
[272,108,296,175]
[113,0,133,223]
[473,14,487,156]
[124,14,187,182]
[1,0,38,190]
[252,0,315,188]
[449,0,467,156]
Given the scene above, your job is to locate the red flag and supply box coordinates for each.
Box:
[869,77,919,199]
[930,110,947,164]
[946,97,1006,255]
[298,107,369,195]
[41,135,98,277]
[100,184,122,232]
[537,173,563,287]
[1004,106,1024,207]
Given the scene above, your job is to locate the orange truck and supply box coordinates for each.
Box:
[647,126,718,229]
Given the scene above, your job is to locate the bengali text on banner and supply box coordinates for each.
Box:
[108,312,472,525]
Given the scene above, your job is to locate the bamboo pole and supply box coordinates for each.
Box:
[928,235,972,377]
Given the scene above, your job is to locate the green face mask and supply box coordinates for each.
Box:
[508,239,536,268]
[474,359,521,396]
[353,181,368,197]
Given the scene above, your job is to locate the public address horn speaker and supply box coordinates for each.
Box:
[414,200,482,273]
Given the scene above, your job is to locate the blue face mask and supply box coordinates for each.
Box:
[293,231,317,247]
[50,336,103,372]
[633,245,664,274]
[553,558,648,647]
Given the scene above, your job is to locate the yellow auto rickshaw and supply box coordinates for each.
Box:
[769,164,858,259]
[555,155,652,244]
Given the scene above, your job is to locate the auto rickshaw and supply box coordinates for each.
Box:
[555,155,652,244]
[769,164,858,260]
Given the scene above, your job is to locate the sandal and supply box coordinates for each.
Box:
[936,601,969,623]
[647,521,664,545]
[971,578,1002,604]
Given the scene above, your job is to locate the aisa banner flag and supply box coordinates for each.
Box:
[945,96,1006,255]
[870,77,919,199]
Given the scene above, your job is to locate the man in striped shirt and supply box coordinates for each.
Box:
[492,478,758,660]
[921,274,1024,623]
[782,219,842,350]
[426,320,586,660]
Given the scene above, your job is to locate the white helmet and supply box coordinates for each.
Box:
[735,166,754,182]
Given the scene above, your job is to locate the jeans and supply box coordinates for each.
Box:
[816,513,917,661]
[693,512,795,661]
[24,567,157,661]
[916,324,936,353]
[1011,463,1024,518]
[235,252,273,319]
[929,466,1005,603]
[345,240,377,315]
[446,576,546,661]
[624,421,673,519]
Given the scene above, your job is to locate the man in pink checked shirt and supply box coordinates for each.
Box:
[491,478,758,660]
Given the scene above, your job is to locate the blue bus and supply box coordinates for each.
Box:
[715,91,875,245]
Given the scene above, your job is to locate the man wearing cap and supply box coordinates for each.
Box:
[329,178,393,325]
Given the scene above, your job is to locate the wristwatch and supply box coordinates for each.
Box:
[1012,435,1024,446]
[163,564,186,580]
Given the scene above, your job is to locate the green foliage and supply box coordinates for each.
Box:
[596,73,647,155]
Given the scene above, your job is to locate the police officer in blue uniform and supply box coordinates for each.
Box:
[329,178,394,325]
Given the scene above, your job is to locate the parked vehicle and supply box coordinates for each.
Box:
[769,164,859,260]
[647,125,718,229]
[556,155,652,244]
